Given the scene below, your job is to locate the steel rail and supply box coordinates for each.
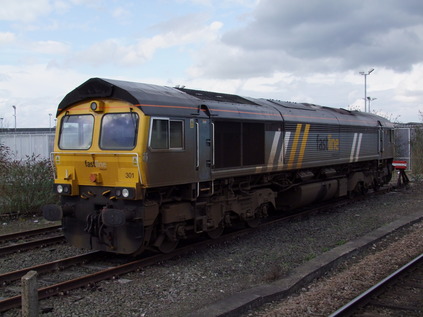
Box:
[0,235,65,257]
[0,225,61,243]
[328,253,423,317]
[0,251,100,285]
[0,225,259,313]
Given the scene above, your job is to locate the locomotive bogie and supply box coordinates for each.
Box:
[44,78,395,255]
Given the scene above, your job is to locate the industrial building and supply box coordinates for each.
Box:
[0,128,54,161]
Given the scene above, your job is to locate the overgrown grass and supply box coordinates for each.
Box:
[264,263,289,282]
[0,143,58,217]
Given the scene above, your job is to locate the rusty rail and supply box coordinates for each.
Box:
[0,235,65,257]
[0,225,62,243]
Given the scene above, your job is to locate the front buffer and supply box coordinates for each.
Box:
[43,187,150,255]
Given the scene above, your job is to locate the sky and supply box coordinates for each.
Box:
[0,0,423,128]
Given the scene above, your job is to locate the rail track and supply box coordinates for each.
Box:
[0,225,64,256]
[0,225,61,242]
[0,205,335,313]
[0,225,256,313]
[0,187,394,313]
[329,253,423,317]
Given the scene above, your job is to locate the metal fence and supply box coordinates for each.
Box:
[0,129,54,160]
[395,127,411,170]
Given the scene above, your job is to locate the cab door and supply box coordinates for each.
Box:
[196,118,212,182]
[378,121,384,155]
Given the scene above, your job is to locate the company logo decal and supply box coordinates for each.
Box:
[84,160,108,169]
[316,134,340,151]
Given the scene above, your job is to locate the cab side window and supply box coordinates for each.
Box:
[170,121,183,148]
[150,118,184,150]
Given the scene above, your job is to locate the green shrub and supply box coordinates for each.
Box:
[0,143,58,217]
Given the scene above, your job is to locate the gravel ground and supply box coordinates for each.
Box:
[1,180,422,317]
[243,219,423,316]
[0,217,59,235]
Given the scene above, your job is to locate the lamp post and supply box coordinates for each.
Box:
[359,68,374,112]
[0,117,3,132]
[49,113,52,131]
[367,97,377,113]
[12,105,16,132]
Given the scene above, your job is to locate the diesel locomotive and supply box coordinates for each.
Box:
[43,78,395,254]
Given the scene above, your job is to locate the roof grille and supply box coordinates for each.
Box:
[177,87,258,105]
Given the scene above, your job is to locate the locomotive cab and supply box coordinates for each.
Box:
[45,99,151,254]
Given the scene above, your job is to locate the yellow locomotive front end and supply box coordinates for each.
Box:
[44,99,152,254]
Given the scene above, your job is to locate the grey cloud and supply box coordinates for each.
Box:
[200,0,423,78]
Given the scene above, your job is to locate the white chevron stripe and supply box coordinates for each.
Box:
[350,133,358,162]
[355,133,363,162]
[268,131,281,165]
[283,131,291,165]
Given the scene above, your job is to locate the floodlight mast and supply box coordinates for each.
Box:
[359,68,374,112]
[12,105,16,131]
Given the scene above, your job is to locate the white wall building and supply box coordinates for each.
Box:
[0,129,55,160]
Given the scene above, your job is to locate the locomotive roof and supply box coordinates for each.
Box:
[57,77,392,126]
[57,77,199,116]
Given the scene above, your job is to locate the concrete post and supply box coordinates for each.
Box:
[21,270,38,317]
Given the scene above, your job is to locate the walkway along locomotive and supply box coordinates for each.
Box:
[43,78,395,254]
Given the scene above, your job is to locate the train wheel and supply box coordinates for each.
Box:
[246,216,261,228]
[159,239,179,253]
[131,246,146,257]
[246,204,269,228]
[348,181,367,198]
[155,235,179,253]
[206,223,224,239]
[373,179,380,191]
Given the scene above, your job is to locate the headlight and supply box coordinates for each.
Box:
[114,187,134,199]
[55,184,71,195]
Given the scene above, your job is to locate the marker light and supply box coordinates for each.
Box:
[122,188,130,198]
[89,100,104,112]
